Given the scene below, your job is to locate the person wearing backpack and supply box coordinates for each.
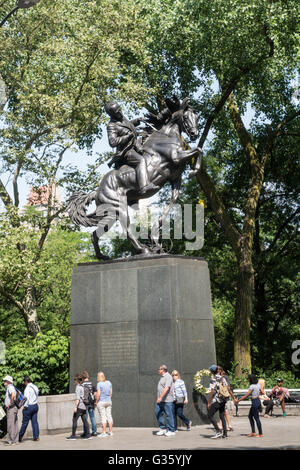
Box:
[19,376,39,443]
[2,375,19,446]
[81,371,98,436]
[207,365,235,439]
[66,374,91,440]
[217,366,234,432]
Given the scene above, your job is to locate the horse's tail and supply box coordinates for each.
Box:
[68,190,99,227]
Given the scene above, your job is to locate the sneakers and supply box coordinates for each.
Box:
[81,435,92,440]
[211,432,222,439]
[187,421,192,431]
[165,431,176,437]
[156,429,166,436]
[107,432,114,436]
[66,435,77,440]
[98,432,109,437]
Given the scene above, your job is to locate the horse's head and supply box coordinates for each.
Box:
[165,97,199,142]
[181,98,199,142]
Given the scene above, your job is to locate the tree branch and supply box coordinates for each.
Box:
[0,279,24,314]
[228,92,266,250]
[0,178,13,208]
[264,208,300,255]
[197,26,275,150]
[12,160,22,207]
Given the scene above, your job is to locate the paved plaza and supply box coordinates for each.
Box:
[1,415,299,451]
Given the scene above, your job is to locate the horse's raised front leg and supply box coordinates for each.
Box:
[171,146,202,167]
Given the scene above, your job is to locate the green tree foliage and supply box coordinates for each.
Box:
[0,329,69,396]
[0,0,299,382]
[0,210,95,340]
[0,0,152,336]
[136,0,300,375]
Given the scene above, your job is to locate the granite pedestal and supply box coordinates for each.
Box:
[69,255,216,427]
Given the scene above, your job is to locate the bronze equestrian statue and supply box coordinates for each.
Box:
[68,97,201,260]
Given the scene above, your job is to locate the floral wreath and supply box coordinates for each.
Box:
[194,369,212,394]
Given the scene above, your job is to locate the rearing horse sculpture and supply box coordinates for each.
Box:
[68,97,201,260]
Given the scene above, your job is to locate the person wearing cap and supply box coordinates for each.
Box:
[268,379,291,417]
[3,375,19,446]
[207,365,235,439]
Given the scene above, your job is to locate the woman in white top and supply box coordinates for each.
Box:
[235,374,263,437]
[171,370,192,431]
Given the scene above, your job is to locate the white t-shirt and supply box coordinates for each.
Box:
[24,383,39,407]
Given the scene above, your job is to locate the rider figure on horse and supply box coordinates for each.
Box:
[105,102,159,194]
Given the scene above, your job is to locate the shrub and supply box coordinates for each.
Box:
[0,330,69,399]
[227,364,299,390]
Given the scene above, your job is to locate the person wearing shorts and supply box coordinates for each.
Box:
[95,371,113,437]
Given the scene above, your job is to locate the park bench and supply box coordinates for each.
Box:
[231,389,300,417]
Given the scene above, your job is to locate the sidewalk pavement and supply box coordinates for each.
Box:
[1,416,300,451]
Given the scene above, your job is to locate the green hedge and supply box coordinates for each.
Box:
[228,367,299,390]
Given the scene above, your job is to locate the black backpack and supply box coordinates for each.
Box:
[82,383,95,407]
[14,387,27,409]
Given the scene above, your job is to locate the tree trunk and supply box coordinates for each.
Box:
[23,276,41,338]
[234,246,254,376]
[24,306,41,338]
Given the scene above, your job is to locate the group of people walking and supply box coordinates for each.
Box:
[67,370,113,440]
[2,366,295,444]
[156,364,295,440]
[155,365,192,437]
[2,375,39,446]
[1,370,113,445]
[206,365,265,439]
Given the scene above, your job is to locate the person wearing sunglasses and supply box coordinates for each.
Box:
[171,370,192,431]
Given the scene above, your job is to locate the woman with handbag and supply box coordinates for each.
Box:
[171,370,192,431]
